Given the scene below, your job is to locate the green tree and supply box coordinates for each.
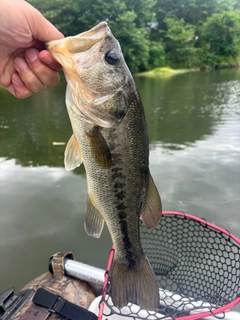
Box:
[164,18,197,68]
[148,42,166,69]
[28,0,240,71]
[200,10,240,67]
[153,0,236,33]
[29,0,87,35]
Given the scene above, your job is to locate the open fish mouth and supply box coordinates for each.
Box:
[46,22,129,128]
[45,21,110,57]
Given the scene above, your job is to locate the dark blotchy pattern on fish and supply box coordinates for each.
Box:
[46,21,162,310]
[109,128,135,267]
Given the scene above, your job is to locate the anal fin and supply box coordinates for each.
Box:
[84,196,104,238]
[64,134,82,171]
[141,175,162,229]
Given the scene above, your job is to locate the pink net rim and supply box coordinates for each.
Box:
[98,211,240,320]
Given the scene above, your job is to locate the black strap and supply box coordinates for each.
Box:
[33,288,97,320]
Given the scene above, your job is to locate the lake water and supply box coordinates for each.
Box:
[0,69,240,312]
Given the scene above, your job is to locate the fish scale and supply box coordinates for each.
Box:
[46,21,162,310]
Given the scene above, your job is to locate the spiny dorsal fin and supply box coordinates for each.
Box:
[141,175,162,229]
[64,134,82,171]
[86,128,112,169]
[84,196,104,238]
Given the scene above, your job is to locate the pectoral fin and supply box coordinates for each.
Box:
[84,196,104,238]
[86,128,112,169]
[64,134,83,171]
[141,175,162,229]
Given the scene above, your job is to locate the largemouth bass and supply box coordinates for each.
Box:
[46,22,162,310]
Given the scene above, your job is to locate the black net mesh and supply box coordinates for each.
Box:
[100,213,240,320]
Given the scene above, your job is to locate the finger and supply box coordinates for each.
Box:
[14,56,47,93]
[0,48,24,88]
[39,50,62,71]
[25,48,60,86]
[10,73,33,99]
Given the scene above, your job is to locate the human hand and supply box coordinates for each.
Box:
[0,0,64,98]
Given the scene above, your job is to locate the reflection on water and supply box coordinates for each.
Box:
[0,70,240,309]
[135,70,240,150]
[0,159,111,290]
[134,69,240,235]
[0,80,71,167]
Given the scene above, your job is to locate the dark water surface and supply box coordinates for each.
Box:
[0,70,240,309]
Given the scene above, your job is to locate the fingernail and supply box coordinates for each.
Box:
[25,48,38,62]
[42,54,53,65]
[14,58,28,71]
[12,73,24,86]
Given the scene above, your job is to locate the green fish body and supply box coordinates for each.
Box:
[47,22,162,310]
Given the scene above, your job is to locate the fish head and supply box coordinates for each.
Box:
[46,22,133,128]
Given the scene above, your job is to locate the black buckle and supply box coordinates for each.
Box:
[33,288,97,320]
[49,296,66,314]
[33,288,62,312]
[33,289,66,314]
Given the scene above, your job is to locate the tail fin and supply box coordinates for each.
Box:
[110,255,159,310]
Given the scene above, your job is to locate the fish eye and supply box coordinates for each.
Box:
[105,50,119,66]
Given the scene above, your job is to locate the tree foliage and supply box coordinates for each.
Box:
[28,0,240,72]
[200,11,240,67]
[164,18,197,67]
[152,0,236,33]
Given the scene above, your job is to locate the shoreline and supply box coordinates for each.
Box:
[135,65,240,77]
[135,67,199,77]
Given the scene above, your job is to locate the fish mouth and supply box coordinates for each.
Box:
[45,21,110,59]
[46,22,125,128]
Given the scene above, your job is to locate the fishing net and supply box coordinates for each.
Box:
[98,211,240,320]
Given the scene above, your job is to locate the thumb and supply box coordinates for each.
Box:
[25,1,64,42]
